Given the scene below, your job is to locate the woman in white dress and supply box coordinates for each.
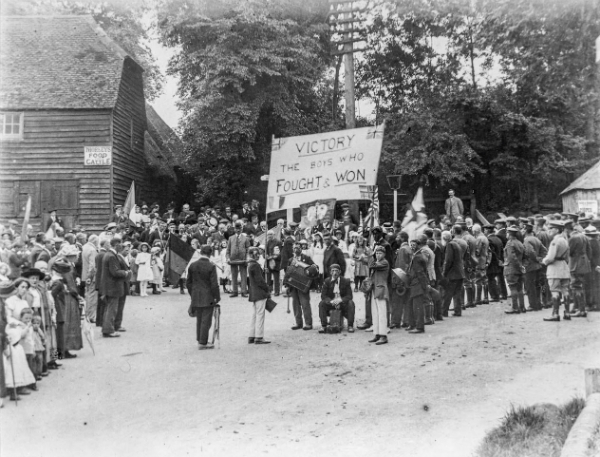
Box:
[3,326,36,400]
[135,243,153,297]
[149,247,164,295]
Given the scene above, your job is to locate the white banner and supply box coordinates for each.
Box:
[578,200,598,217]
[267,125,384,213]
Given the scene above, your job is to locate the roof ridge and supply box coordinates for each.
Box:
[560,159,600,195]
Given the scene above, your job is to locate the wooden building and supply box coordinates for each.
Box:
[560,160,600,217]
[0,15,182,231]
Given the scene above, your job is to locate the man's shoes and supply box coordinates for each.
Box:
[9,394,21,401]
[248,337,255,344]
[152,290,161,295]
[400,323,409,328]
[504,309,520,314]
[318,327,328,334]
[482,300,489,305]
[29,384,38,391]
[47,361,61,369]
[404,326,415,331]
[520,308,527,314]
[348,327,355,333]
[357,323,371,330]
[291,325,302,330]
[64,351,77,358]
[198,344,214,350]
[102,333,121,338]
[117,328,126,332]
[368,335,381,343]
[543,315,560,322]
[500,296,508,301]
[229,293,239,297]
[408,329,425,334]
[180,289,185,295]
[571,311,587,318]
[254,338,271,345]
[241,293,248,298]
[526,307,536,312]
[364,326,373,332]
[375,336,388,345]
[563,312,571,321]
[17,388,31,395]
[490,298,500,303]
[389,323,399,329]
[435,316,444,321]
[354,287,358,292]
[274,292,280,297]
[424,319,434,325]
[171,285,178,289]
[303,326,313,331]
[40,371,49,377]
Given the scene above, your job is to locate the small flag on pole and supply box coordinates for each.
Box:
[123,181,136,224]
[21,196,32,242]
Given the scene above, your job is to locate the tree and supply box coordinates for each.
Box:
[157,0,339,206]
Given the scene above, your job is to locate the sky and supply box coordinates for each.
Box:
[147,38,181,129]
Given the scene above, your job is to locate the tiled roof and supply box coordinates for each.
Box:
[0,15,139,109]
[144,103,184,178]
[560,160,600,195]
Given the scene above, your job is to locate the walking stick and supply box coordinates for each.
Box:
[287,294,290,314]
[211,306,221,348]
[7,344,17,406]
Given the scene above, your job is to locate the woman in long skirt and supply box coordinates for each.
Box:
[50,258,82,358]
[369,246,390,345]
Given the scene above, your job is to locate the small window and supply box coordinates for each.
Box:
[0,112,24,139]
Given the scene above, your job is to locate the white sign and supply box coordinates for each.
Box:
[578,200,598,217]
[266,125,384,212]
[84,146,112,166]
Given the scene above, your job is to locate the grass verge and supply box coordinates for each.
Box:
[476,397,585,457]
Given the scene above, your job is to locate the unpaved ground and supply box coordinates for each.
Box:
[1,290,599,457]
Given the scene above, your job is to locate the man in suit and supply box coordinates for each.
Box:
[178,203,197,225]
[247,247,271,344]
[94,240,109,328]
[44,210,63,232]
[441,230,467,317]
[318,263,355,333]
[406,236,431,334]
[444,190,464,225]
[82,234,99,322]
[114,241,131,332]
[285,241,315,330]
[187,245,221,349]
[241,202,254,220]
[100,237,130,337]
[472,224,490,305]
[279,229,295,272]
[504,226,526,314]
[109,205,128,225]
[485,224,503,302]
[322,232,346,279]
[391,231,412,328]
[193,219,210,245]
[226,221,251,297]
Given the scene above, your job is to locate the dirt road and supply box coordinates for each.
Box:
[1,290,599,457]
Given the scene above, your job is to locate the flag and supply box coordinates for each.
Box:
[357,211,364,237]
[363,186,379,228]
[401,187,428,241]
[21,196,32,242]
[123,181,136,223]
[165,234,195,285]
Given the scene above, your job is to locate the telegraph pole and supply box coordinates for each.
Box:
[329,1,366,129]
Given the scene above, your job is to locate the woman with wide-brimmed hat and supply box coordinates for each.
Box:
[49,258,82,359]
[4,277,31,325]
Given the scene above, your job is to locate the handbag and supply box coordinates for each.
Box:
[265,297,277,313]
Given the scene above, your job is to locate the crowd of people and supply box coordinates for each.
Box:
[1,196,599,400]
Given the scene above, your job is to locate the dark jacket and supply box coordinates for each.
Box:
[408,249,430,298]
[94,249,107,291]
[524,234,548,273]
[320,276,353,305]
[266,239,281,271]
[186,257,220,307]
[247,260,270,302]
[568,231,591,275]
[323,244,346,278]
[100,250,130,298]
[193,230,209,246]
[442,240,466,281]
[279,236,295,270]
[503,238,525,276]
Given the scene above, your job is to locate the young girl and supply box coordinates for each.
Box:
[150,247,164,295]
[312,233,325,292]
[129,249,139,296]
[4,323,36,400]
[352,236,371,292]
[31,315,46,380]
[135,243,152,297]
[19,308,36,387]
[219,240,231,293]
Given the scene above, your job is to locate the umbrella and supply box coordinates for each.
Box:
[82,317,95,355]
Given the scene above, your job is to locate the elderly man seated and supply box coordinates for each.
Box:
[318,263,355,333]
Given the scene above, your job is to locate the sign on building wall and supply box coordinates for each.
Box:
[266,125,384,212]
[578,200,598,217]
[84,146,112,166]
